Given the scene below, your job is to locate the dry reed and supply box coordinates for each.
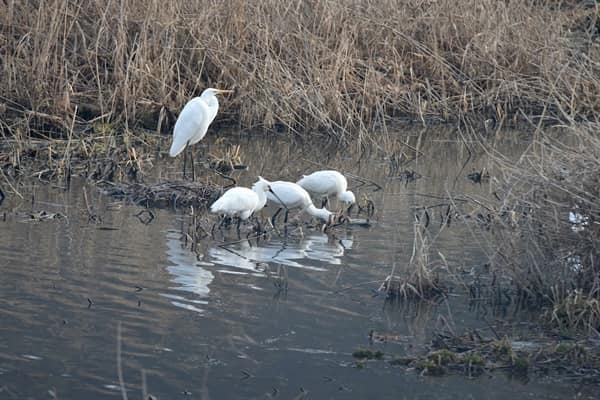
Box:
[382,212,446,301]
[483,122,600,333]
[1,0,599,142]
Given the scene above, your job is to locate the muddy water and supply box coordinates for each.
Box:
[0,130,585,399]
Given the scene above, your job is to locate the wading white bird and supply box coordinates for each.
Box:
[210,176,272,233]
[266,180,334,224]
[169,88,233,178]
[296,170,355,210]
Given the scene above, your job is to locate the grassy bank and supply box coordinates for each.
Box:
[483,123,600,334]
[1,0,599,139]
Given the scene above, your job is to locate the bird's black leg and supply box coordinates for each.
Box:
[182,141,192,180]
[191,150,196,182]
[255,218,263,235]
[321,197,328,208]
[236,217,242,237]
[284,209,290,224]
[182,147,188,180]
[271,208,282,226]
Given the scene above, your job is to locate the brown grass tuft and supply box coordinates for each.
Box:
[1,1,599,141]
[381,213,446,302]
[485,121,600,333]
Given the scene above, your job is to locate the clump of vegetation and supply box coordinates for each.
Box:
[511,356,529,377]
[98,180,222,209]
[389,357,413,366]
[380,216,447,302]
[353,326,600,383]
[352,348,385,360]
[208,143,246,174]
[536,343,589,367]
[415,360,446,376]
[548,288,600,333]
[1,1,599,142]
[460,353,485,367]
[492,336,513,360]
[484,122,600,334]
[427,349,458,365]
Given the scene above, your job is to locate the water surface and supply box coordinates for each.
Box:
[0,130,588,399]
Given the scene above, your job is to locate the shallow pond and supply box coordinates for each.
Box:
[0,130,591,399]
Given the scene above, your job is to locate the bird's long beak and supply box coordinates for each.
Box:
[216,89,234,95]
[268,188,288,210]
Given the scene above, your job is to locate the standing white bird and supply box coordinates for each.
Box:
[296,170,355,210]
[266,180,334,224]
[169,88,233,178]
[210,176,272,233]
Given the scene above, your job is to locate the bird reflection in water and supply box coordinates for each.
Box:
[163,230,214,313]
[208,233,352,274]
[163,230,353,312]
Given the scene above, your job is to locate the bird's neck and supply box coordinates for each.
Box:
[306,204,332,221]
[254,188,268,211]
[204,96,219,109]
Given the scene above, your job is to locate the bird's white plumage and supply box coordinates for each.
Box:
[169,88,231,157]
[210,177,271,220]
[267,181,313,209]
[296,170,355,205]
[266,180,333,221]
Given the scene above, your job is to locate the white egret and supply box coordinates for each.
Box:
[169,88,233,179]
[296,170,355,212]
[266,180,334,224]
[210,176,272,233]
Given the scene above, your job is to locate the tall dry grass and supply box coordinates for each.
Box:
[480,121,600,333]
[1,0,599,140]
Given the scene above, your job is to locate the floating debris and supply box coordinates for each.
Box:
[135,209,155,225]
[350,326,600,384]
[356,194,375,217]
[20,210,66,222]
[208,159,247,175]
[97,180,222,209]
[568,209,589,232]
[352,348,384,360]
[368,330,410,344]
[467,169,490,184]
[343,217,372,227]
[392,169,421,184]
